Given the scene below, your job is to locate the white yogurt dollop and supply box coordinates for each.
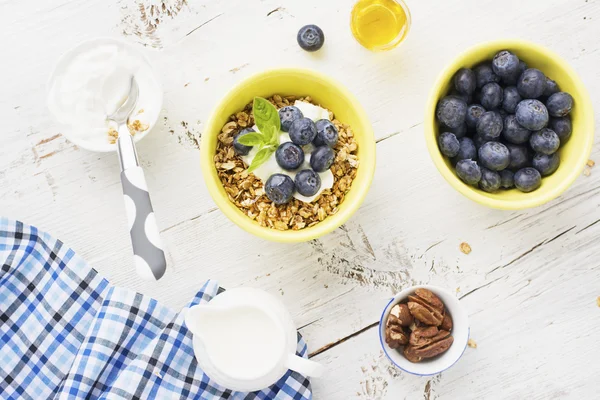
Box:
[47,41,162,151]
[241,101,335,203]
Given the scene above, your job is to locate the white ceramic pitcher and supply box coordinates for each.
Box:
[184,287,324,392]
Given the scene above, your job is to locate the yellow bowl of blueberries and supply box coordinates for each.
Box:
[201,68,376,242]
[425,39,594,210]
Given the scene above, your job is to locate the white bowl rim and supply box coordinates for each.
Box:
[378,285,470,376]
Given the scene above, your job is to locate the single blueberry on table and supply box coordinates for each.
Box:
[314,119,339,147]
[452,137,478,163]
[295,169,321,197]
[546,92,574,117]
[543,78,559,97]
[476,111,503,140]
[492,50,520,80]
[279,106,303,132]
[514,167,542,193]
[479,141,510,171]
[500,169,515,189]
[517,68,547,99]
[530,128,560,155]
[233,128,255,155]
[506,143,530,170]
[479,167,501,193]
[438,132,460,158]
[265,174,295,205]
[502,86,521,114]
[275,142,305,170]
[474,63,500,88]
[297,24,324,52]
[436,96,467,129]
[532,152,560,176]
[454,68,476,95]
[480,82,503,110]
[455,159,482,185]
[289,117,317,145]
[466,104,486,128]
[549,116,572,143]
[515,99,549,131]
[310,146,335,172]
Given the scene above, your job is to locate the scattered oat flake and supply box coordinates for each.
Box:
[587,159,595,167]
[456,287,461,293]
[584,168,591,177]
[468,339,477,348]
[460,242,472,255]
[204,77,210,82]
[596,296,600,307]
[137,108,144,115]
[229,63,249,73]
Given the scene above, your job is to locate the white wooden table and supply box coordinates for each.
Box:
[2,0,599,398]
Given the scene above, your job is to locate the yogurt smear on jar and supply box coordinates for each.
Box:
[241,100,335,203]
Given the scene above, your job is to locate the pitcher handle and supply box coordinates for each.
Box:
[285,354,324,377]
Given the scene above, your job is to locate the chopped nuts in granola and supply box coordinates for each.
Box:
[459,242,472,255]
[587,159,595,168]
[214,95,359,231]
[107,127,119,144]
[467,339,477,348]
[128,119,149,134]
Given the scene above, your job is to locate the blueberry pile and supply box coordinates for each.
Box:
[264,106,338,205]
[436,50,574,193]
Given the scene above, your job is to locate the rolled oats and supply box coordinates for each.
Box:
[214,95,359,231]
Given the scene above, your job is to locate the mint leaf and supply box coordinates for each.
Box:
[253,97,280,141]
[248,146,275,173]
[237,132,265,147]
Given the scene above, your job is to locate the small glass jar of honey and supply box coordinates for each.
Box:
[350,0,412,51]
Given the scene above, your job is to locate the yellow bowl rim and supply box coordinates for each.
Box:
[425,39,595,210]
[200,67,376,242]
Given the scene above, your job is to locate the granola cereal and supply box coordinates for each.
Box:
[107,118,149,144]
[214,95,359,231]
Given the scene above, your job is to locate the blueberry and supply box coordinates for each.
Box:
[265,174,295,204]
[480,82,503,110]
[476,111,503,140]
[452,137,477,162]
[295,169,321,197]
[503,60,526,86]
[310,146,335,172]
[314,119,339,147]
[275,142,305,170]
[233,128,255,155]
[436,96,467,129]
[532,153,560,176]
[517,60,528,76]
[514,167,542,193]
[502,114,531,144]
[438,132,460,157]
[492,50,520,80]
[289,117,317,145]
[474,63,500,88]
[455,159,482,185]
[454,68,476,95]
[466,104,486,128]
[505,143,530,170]
[450,91,472,104]
[473,134,490,150]
[479,167,501,193]
[543,78,559,97]
[549,116,572,143]
[279,106,303,132]
[502,86,521,114]
[530,128,560,155]
[516,68,546,99]
[546,92,573,117]
[515,99,549,131]
[500,169,515,189]
[297,24,324,52]
[479,141,510,171]
[444,122,468,138]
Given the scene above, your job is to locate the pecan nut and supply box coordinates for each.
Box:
[408,301,443,326]
[409,326,439,346]
[385,325,409,349]
[414,288,444,312]
[441,313,453,331]
[413,336,454,359]
[388,303,414,327]
[403,345,423,363]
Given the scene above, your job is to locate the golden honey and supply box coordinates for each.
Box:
[351,0,411,51]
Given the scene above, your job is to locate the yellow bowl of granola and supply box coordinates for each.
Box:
[201,68,375,242]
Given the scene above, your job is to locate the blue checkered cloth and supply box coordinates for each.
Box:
[0,218,313,399]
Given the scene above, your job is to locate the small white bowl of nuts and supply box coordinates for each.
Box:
[378,285,469,376]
